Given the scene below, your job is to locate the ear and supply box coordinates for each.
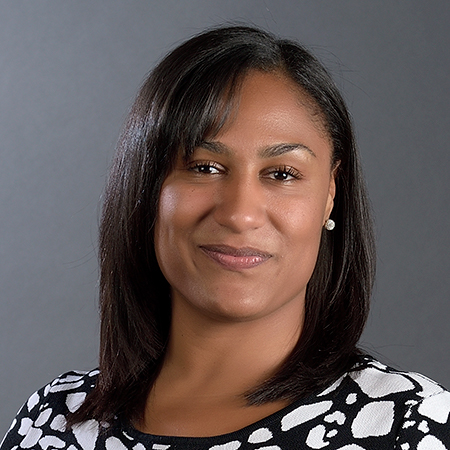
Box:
[324,162,339,222]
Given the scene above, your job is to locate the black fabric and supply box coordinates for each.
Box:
[2,356,450,449]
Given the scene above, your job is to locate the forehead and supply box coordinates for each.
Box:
[207,71,332,159]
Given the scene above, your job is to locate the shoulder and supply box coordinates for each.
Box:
[1,369,99,449]
[347,355,450,447]
[29,369,98,417]
[349,355,449,402]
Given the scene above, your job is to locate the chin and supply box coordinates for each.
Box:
[187,287,303,324]
[205,301,272,323]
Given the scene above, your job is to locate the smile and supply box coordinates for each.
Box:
[199,245,272,271]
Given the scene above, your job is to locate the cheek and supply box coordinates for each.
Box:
[154,185,182,271]
[156,184,212,233]
[282,208,323,260]
[269,189,329,237]
[270,191,328,274]
[154,185,212,274]
[155,186,182,257]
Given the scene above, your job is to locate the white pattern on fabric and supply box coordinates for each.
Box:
[345,393,357,405]
[418,421,430,433]
[38,435,65,449]
[66,392,87,413]
[281,401,333,431]
[317,376,345,397]
[105,436,128,450]
[334,446,365,449]
[18,419,32,437]
[19,427,42,449]
[253,446,281,450]
[50,381,85,393]
[306,424,329,448]
[408,372,445,397]
[2,357,450,450]
[351,401,395,438]
[50,414,66,432]
[417,435,447,449]
[209,441,241,450]
[351,368,415,398]
[324,411,345,425]
[248,428,273,443]
[72,420,99,450]
[34,409,52,428]
[417,391,450,423]
[26,392,40,412]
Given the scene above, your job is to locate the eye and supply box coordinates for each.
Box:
[264,166,302,182]
[187,161,224,175]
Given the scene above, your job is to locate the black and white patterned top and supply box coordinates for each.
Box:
[2,356,450,450]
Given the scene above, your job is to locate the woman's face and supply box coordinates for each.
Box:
[154,71,336,324]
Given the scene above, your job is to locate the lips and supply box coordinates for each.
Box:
[199,244,272,270]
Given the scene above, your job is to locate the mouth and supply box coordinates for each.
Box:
[199,244,272,271]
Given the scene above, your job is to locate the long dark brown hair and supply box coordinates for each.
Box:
[70,25,375,425]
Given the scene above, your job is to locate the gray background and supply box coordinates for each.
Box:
[1,0,449,434]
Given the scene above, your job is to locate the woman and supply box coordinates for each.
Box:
[2,25,450,450]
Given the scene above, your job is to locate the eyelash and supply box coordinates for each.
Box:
[187,161,302,182]
[188,161,224,174]
[265,166,302,181]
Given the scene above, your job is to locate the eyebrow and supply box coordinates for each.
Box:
[200,141,316,158]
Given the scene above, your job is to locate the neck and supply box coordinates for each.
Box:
[160,294,303,398]
[138,293,304,436]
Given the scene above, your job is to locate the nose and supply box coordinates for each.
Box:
[213,176,266,232]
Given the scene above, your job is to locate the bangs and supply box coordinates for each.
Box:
[145,30,283,165]
[176,70,243,161]
[156,68,267,166]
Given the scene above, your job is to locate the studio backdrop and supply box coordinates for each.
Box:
[1,0,449,435]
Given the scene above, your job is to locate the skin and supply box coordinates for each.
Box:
[139,70,337,437]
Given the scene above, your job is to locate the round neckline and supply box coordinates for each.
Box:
[119,371,353,444]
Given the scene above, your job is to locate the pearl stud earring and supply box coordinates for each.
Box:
[325,219,335,231]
